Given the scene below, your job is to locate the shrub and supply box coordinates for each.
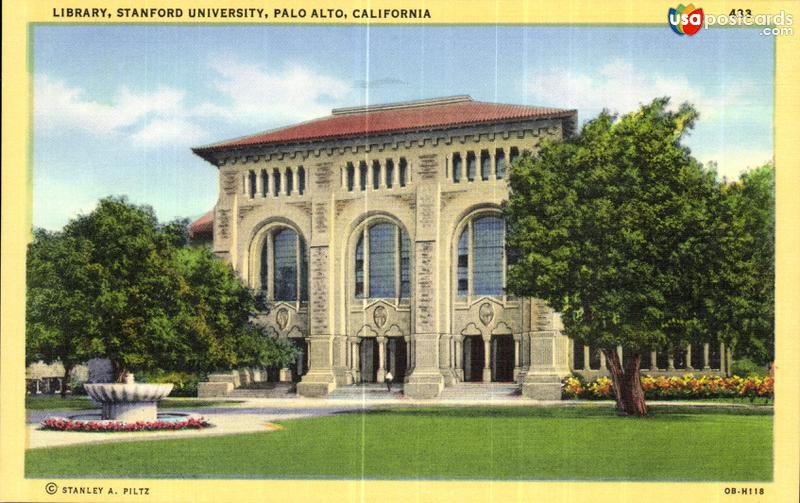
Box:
[730,357,769,377]
[136,370,203,397]
[562,374,773,401]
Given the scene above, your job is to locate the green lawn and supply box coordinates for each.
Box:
[26,406,772,481]
[25,395,241,411]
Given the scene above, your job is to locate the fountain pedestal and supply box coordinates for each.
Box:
[84,374,173,422]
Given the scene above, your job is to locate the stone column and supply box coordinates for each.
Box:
[650,351,658,371]
[513,335,522,381]
[294,169,300,195]
[297,197,338,397]
[454,335,463,373]
[256,170,264,196]
[405,159,445,398]
[404,336,412,373]
[482,336,492,382]
[703,342,710,370]
[377,337,386,383]
[686,344,694,370]
[584,345,591,371]
[725,345,732,375]
[616,345,623,365]
[667,352,675,371]
[599,351,607,371]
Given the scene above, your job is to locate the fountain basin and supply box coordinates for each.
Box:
[84,375,173,422]
[41,412,209,432]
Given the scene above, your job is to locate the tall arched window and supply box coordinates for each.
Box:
[354,222,411,300]
[260,227,308,302]
[456,215,505,297]
[298,167,306,195]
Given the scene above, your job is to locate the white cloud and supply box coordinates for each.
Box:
[130,118,207,147]
[34,75,188,137]
[525,58,765,124]
[698,148,773,181]
[194,58,354,125]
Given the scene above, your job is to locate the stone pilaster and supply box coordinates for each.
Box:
[522,301,570,399]
[297,198,338,397]
[405,172,445,398]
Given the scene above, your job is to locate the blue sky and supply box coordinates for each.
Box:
[33,25,774,230]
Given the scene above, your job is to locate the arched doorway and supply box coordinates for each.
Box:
[462,335,485,382]
[491,335,514,382]
[359,338,379,383]
[386,337,408,382]
[290,338,309,383]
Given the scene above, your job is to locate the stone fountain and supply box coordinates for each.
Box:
[83,374,173,422]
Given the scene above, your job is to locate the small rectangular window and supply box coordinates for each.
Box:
[466,152,476,181]
[480,150,490,181]
[372,161,381,189]
[385,160,394,188]
[359,162,368,191]
[452,154,462,183]
[346,163,355,192]
[399,158,408,187]
[495,149,506,179]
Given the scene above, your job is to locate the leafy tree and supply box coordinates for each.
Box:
[709,164,774,366]
[26,229,98,396]
[26,196,295,386]
[504,98,719,416]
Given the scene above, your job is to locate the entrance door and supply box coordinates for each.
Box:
[290,338,309,383]
[491,335,515,382]
[387,337,408,382]
[463,336,485,382]
[360,338,379,383]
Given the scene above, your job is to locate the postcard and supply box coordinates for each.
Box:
[1,1,798,502]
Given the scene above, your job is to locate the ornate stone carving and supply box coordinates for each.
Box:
[492,321,513,335]
[276,308,290,330]
[315,163,333,190]
[335,199,350,217]
[357,325,378,338]
[417,154,439,180]
[385,324,403,337]
[221,171,238,195]
[238,205,255,222]
[479,302,494,326]
[373,305,387,328]
[287,201,312,216]
[216,209,230,239]
[461,322,482,337]
[313,203,328,234]
[287,326,303,338]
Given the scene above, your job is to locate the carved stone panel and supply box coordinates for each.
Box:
[315,162,333,191]
[415,241,436,333]
[310,246,329,334]
[216,209,230,239]
[416,154,439,180]
[221,170,239,195]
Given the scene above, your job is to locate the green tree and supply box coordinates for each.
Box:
[709,164,774,366]
[26,196,295,385]
[26,229,98,396]
[504,98,719,416]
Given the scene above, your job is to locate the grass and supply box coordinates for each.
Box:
[26,405,772,481]
[25,395,242,411]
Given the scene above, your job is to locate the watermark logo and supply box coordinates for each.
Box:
[668,4,705,36]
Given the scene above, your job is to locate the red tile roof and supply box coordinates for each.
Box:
[193,96,575,162]
[188,210,213,237]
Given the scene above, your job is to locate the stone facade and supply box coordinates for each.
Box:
[191,96,728,399]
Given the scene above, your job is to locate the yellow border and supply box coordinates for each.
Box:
[2,1,798,502]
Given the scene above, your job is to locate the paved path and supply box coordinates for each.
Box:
[27,397,770,450]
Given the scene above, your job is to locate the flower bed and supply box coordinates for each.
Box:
[41,416,209,432]
[562,374,774,401]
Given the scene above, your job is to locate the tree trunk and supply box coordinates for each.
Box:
[60,364,73,398]
[603,349,648,416]
[112,360,128,383]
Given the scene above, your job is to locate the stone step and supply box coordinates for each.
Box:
[329,384,404,400]
[228,383,295,398]
[439,383,521,400]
